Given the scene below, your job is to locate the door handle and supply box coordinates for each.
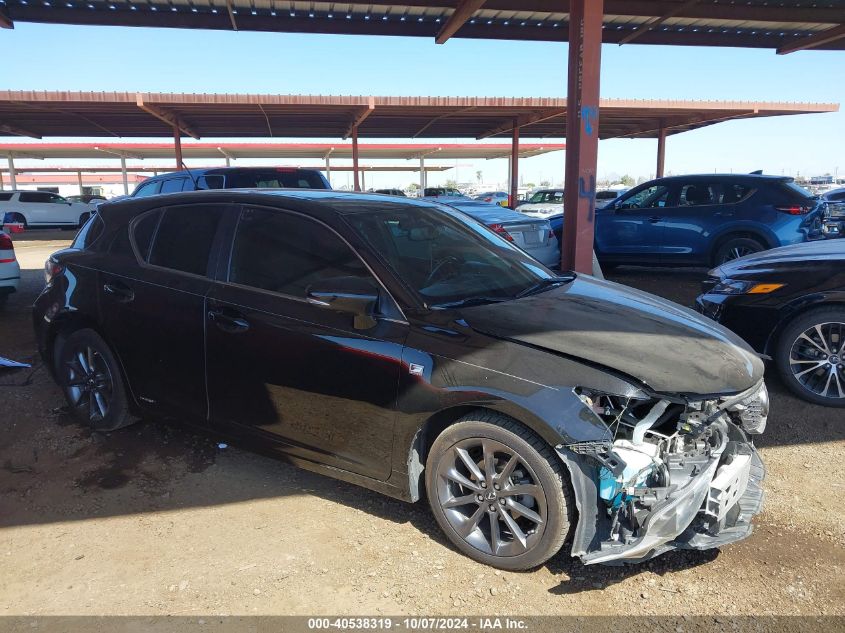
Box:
[648,216,662,224]
[103,281,134,303]
[208,308,250,333]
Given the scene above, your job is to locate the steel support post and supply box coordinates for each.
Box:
[561,0,604,273]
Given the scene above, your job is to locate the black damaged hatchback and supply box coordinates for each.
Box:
[35,190,768,569]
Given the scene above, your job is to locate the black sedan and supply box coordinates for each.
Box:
[35,190,769,569]
[697,239,845,407]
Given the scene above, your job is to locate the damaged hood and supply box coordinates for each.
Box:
[460,275,764,397]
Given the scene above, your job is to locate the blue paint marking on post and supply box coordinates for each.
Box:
[582,105,598,136]
[578,174,597,223]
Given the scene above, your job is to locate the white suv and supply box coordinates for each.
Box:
[0,190,94,229]
[0,229,20,308]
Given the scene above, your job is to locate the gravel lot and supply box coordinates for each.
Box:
[1,232,843,618]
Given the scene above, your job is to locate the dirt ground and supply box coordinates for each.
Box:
[1,231,843,618]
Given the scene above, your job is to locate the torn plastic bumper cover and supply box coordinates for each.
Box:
[556,382,767,565]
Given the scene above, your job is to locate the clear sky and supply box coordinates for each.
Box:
[2,22,843,190]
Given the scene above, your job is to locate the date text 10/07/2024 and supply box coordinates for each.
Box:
[307,618,529,630]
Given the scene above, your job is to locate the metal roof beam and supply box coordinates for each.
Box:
[93,146,144,160]
[778,24,845,55]
[342,99,375,140]
[225,0,238,31]
[610,111,758,139]
[618,0,699,46]
[408,147,442,160]
[476,110,566,140]
[0,122,40,139]
[436,0,487,45]
[136,95,201,139]
[0,7,13,29]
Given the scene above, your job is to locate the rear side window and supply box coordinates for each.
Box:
[222,170,327,189]
[228,207,371,297]
[148,205,224,276]
[0,193,13,201]
[72,214,104,250]
[720,183,753,204]
[130,209,163,261]
[679,183,718,206]
[18,192,51,203]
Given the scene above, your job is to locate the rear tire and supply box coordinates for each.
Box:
[425,411,572,570]
[714,237,765,265]
[775,307,845,407]
[55,328,138,431]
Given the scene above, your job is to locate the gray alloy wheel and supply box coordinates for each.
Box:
[425,412,572,570]
[58,328,137,431]
[433,437,548,557]
[776,308,845,408]
[65,344,114,423]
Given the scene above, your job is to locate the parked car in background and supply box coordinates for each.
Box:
[373,189,406,197]
[35,189,767,570]
[129,167,332,198]
[518,189,565,218]
[0,190,94,229]
[422,187,469,201]
[0,227,20,308]
[474,191,509,207]
[596,174,825,268]
[67,194,108,205]
[595,188,629,209]
[697,239,845,407]
[444,200,559,268]
[820,187,845,238]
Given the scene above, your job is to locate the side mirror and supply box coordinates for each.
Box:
[306,277,379,330]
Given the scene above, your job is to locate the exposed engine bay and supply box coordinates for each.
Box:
[559,381,768,565]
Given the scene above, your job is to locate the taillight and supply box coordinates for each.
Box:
[483,197,492,202]
[0,233,14,263]
[44,258,65,283]
[775,205,812,215]
[489,223,514,242]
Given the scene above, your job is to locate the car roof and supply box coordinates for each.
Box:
[647,174,791,184]
[99,188,449,218]
[142,166,324,182]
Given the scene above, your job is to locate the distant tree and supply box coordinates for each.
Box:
[445,179,458,190]
[524,182,536,189]
[620,174,635,186]
[408,182,420,192]
[540,180,550,187]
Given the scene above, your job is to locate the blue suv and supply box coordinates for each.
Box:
[592,174,825,267]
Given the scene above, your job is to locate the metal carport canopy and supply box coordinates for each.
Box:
[1,1,844,53]
[0,141,565,160]
[0,92,837,141]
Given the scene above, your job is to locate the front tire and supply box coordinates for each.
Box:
[425,411,572,570]
[776,307,845,407]
[56,328,137,431]
[714,236,765,265]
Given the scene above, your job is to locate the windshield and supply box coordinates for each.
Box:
[528,190,564,204]
[343,203,560,307]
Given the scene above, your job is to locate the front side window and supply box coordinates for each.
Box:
[147,205,224,276]
[133,180,162,198]
[343,202,557,307]
[528,190,564,204]
[160,178,187,194]
[228,208,373,298]
[619,185,669,210]
[48,193,68,204]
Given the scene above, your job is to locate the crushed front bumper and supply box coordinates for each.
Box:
[558,439,765,566]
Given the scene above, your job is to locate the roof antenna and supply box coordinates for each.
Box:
[182,161,201,189]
